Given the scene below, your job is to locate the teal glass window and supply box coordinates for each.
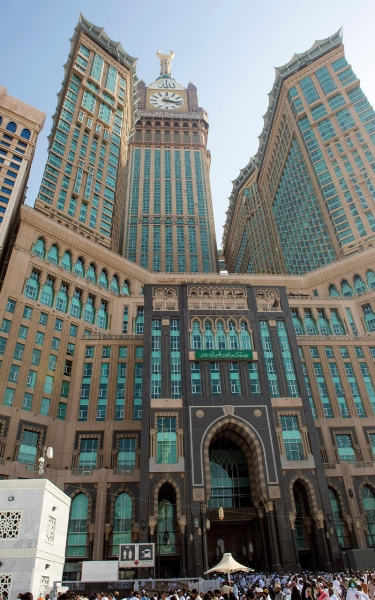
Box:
[190,362,201,396]
[315,66,336,95]
[122,280,130,295]
[151,320,162,399]
[336,434,356,462]
[229,362,241,395]
[117,439,136,473]
[228,320,239,349]
[24,270,39,300]
[115,363,126,421]
[133,362,143,420]
[70,290,82,319]
[329,284,340,298]
[22,306,33,320]
[170,320,181,399]
[277,321,300,397]
[354,275,367,295]
[281,416,304,460]
[40,397,50,416]
[67,494,88,556]
[32,237,45,259]
[300,75,320,104]
[98,270,108,288]
[367,270,375,289]
[110,493,132,556]
[46,244,59,265]
[56,283,68,313]
[1,318,11,334]
[97,362,109,421]
[13,342,24,360]
[310,103,327,121]
[83,296,95,324]
[8,363,20,383]
[344,362,366,417]
[208,438,251,509]
[122,306,129,334]
[0,336,7,355]
[216,321,227,349]
[204,321,214,349]
[18,324,28,340]
[79,438,98,468]
[248,362,261,395]
[86,264,96,283]
[304,310,317,334]
[329,488,347,547]
[110,275,119,294]
[362,486,375,547]
[3,387,14,406]
[291,310,304,335]
[302,363,316,418]
[240,321,252,349]
[44,374,54,394]
[317,118,337,142]
[317,309,331,335]
[135,307,144,334]
[119,346,127,358]
[260,321,280,397]
[35,331,44,346]
[40,277,54,306]
[60,251,72,272]
[363,304,375,332]
[329,363,349,418]
[18,429,38,465]
[191,320,202,349]
[79,362,92,421]
[157,417,177,464]
[313,363,333,417]
[325,347,334,358]
[359,362,375,414]
[331,309,346,334]
[210,362,221,396]
[328,93,345,111]
[97,301,108,330]
[27,369,37,389]
[22,392,33,412]
[90,53,104,82]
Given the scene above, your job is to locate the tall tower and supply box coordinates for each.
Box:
[224,31,375,275]
[122,52,218,273]
[34,14,138,251]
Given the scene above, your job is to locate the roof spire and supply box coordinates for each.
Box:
[156,50,174,78]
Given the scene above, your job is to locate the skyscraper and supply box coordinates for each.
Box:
[224,30,375,274]
[0,86,45,257]
[34,14,138,251]
[122,52,218,273]
[2,19,375,585]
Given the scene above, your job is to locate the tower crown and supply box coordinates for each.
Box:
[156,50,175,79]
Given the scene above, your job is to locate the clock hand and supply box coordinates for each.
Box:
[162,97,181,103]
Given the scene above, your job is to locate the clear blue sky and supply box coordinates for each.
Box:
[1,0,375,247]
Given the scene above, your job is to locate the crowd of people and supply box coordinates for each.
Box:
[10,572,375,600]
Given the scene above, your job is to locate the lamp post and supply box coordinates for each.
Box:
[38,446,53,477]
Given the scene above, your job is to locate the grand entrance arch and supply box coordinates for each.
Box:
[203,419,274,570]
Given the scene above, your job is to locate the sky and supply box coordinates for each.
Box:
[1,0,375,248]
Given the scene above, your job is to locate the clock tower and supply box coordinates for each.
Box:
[121,52,218,273]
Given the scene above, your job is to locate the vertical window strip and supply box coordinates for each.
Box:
[97,362,109,421]
[260,321,280,397]
[170,320,181,398]
[115,363,126,421]
[277,321,300,397]
[328,363,350,418]
[313,362,333,417]
[151,320,162,399]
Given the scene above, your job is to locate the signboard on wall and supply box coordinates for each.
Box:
[195,349,253,360]
[118,543,155,568]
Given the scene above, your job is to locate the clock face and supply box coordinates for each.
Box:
[149,91,185,110]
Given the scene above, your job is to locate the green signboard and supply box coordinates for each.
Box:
[195,349,253,361]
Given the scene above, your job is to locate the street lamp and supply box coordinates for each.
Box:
[218,506,224,521]
[38,446,53,477]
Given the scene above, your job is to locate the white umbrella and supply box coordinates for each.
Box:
[205,552,254,580]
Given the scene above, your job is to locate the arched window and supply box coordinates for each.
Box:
[354,275,367,295]
[367,270,375,290]
[98,269,108,288]
[122,280,130,295]
[56,283,68,313]
[110,275,120,294]
[86,263,96,283]
[70,289,82,318]
[40,277,54,306]
[293,482,311,550]
[329,284,340,298]
[330,309,345,335]
[204,321,214,349]
[216,321,227,350]
[60,251,72,272]
[67,494,89,556]
[363,486,375,547]
[47,244,59,265]
[83,296,95,324]
[240,321,252,349]
[208,438,252,509]
[24,270,39,300]
[157,485,176,554]
[329,488,349,548]
[6,122,17,134]
[20,128,31,140]
[317,309,331,336]
[291,310,304,335]
[191,321,202,350]
[228,321,239,349]
[32,238,45,259]
[97,301,108,329]
[111,493,132,556]
[304,309,317,335]
[341,280,353,298]
[74,257,85,277]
